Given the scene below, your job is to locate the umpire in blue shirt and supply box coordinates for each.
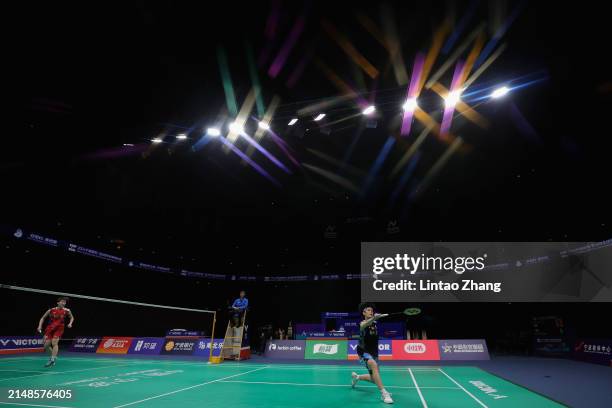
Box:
[230,290,249,327]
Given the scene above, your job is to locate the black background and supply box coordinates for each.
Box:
[2,1,611,351]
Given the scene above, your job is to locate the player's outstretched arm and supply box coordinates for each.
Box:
[359,314,388,329]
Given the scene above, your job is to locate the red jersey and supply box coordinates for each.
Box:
[48,307,68,326]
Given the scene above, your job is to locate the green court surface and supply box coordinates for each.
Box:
[0,356,564,408]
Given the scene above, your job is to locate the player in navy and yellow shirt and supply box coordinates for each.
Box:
[37,297,75,368]
[351,303,393,404]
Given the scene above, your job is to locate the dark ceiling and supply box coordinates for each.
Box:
[3,1,611,275]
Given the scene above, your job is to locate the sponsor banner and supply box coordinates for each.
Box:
[96,337,134,354]
[438,339,490,360]
[193,338,224,358]
[532,337,571,357]
[68,243,122,263]
[69,337,102,353]
[392,340,441,360]
[166,330,203,337]
[236,276,257,281]
[305,340,348,360]
[318,275,341,280]
[573,339,612,366]
[128,338,164,355]
[161,338,198,355]
[298,332,348,340]
[321,312,360,319]
[265,340,306,359]
[0,336,45,354]
[295,324,325,340]
[264,276,309,282]
[321,331,348,338]
[27,233,59,247]
[133,262,173,274]
[348,340,392,360]
[295,324,324,333]
[296,332,323,340]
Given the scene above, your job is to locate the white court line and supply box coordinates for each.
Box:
[111,365,269,408]
[0,357,40,362]
[0,357,141,365]
[0,402,75,408]
[0,364,135,383]
[219,380,462,390]
[23,359,440,372]
[438,368,488,408]
[2,357,440,370]
[408,368,428,408]
[1,358,246,368]
[255,366,440,372]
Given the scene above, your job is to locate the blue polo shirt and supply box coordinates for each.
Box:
[232,297,249,311]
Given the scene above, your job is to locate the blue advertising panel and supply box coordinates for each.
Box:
[193,338,224,357]
[69,337,101,353]
[128,338,164,355]
[438,339,490,360]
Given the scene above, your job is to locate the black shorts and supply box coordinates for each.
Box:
[359,352,378,375]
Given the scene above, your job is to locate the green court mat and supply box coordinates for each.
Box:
[0,356,564,407]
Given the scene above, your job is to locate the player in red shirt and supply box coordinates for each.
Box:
[37,297,75,367]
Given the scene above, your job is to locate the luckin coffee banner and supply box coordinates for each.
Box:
[361,242,612,302]
[265,340,306,359]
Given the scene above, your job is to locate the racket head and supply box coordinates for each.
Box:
[403,307,422,316]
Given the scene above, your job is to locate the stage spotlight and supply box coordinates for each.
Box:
[362,105,376,115]
[491,86,510,99]
[206,128,221,137]
[445,90,462,107]
[176,133,188,140]
[402,98,418,112]
[314,114,326,121]
[151,138,163,144]
[229,122,244,134]
[288,118,298,126]
[258,121,270,130]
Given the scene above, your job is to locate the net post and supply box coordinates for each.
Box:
[209,310,217,363]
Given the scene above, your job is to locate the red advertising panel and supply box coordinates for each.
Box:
[392,340,440,360]
[96,337,133,354]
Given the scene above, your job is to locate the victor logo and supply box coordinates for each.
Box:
[404,343,426,354]
[0,339,43,346]
[134,341,144,352]
[314,344,338,355]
